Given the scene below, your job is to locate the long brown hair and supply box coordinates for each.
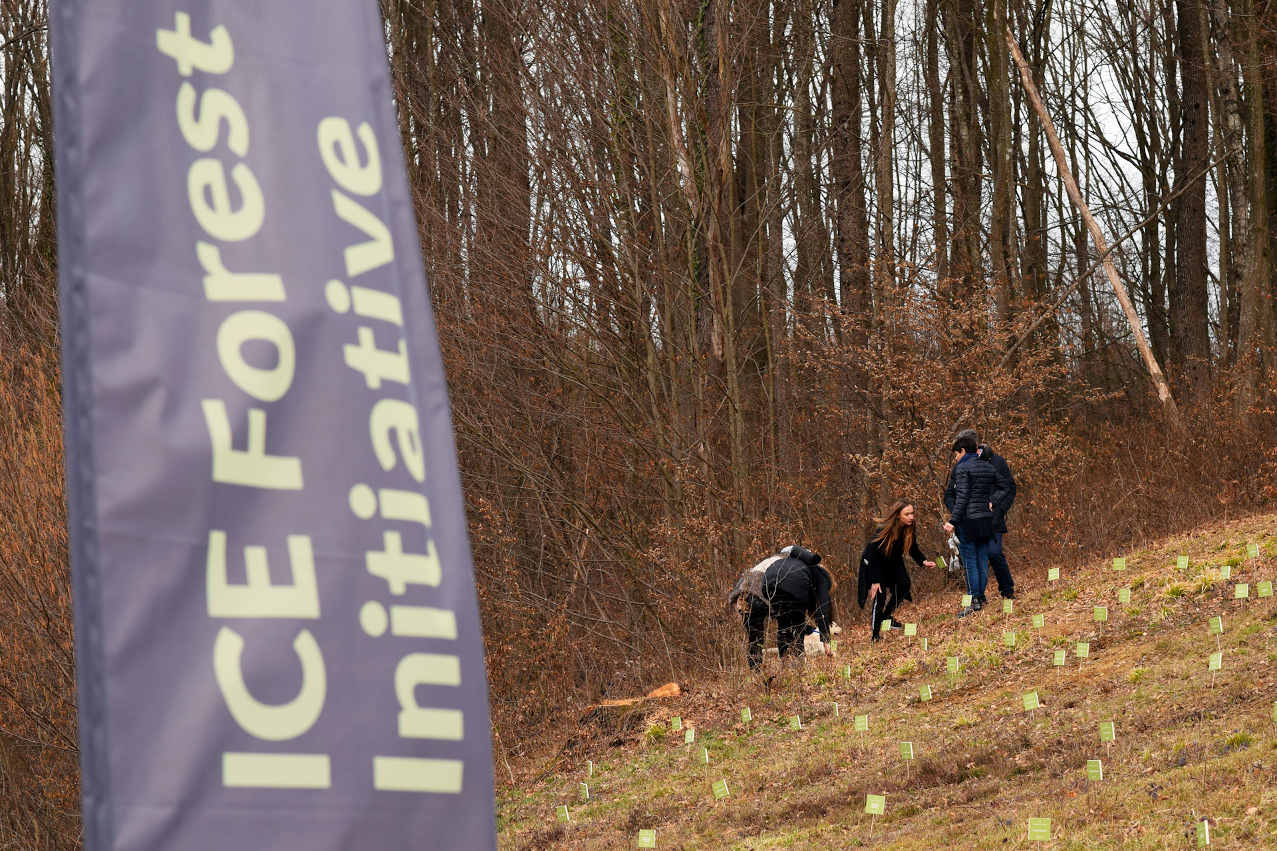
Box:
[872,500,915,557]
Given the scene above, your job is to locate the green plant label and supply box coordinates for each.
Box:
[842,664,852,680]
[1209,615,1223,635]
[637,828,657,848]
[1197,819,1210,846]
[1118,587,1131,604]
[899,741,914,760]
[1247,542,1260,559]
[938,555,947,571]
[904,623,917,637]
[579,782,589,801]
[712,778,729,800]
[1004,630,1017,647]
[1177,555,1189,570]
[1076,642,1090,658]
[1033,614,1045,629]
[1099,721,1115,743]
[557,805,570,823]
[1003,599,1014,614]
[865,794,885,815]
[947,656,960,674]
[832,702,840,717]
[670,716,682,732]
[587,760,594,777]
[881,618,892,631]
[829,640,838,654]
[1023,691,1040,711]
[1220,564,1232,580]
[789,715,802,731]
[741,707,752,723]
[1093,606,1108,622]
[1048,567,1060,581]
[684,728,695,744]
[1113,557,1126,571]
[700,747,709,765]
[1053,649,1066,666]
[1209,651,1222,671]
[919,685,932,702]
[921,637,929,651]
[1258,581,1273,598]
[1235,583,1249,599]
[1085,759,1103,782]
[961,594,972,607]
[855,714,869,732]
[1027,817,1051,841]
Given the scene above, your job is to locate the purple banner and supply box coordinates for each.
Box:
[52,3,496,848]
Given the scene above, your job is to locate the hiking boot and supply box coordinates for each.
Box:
[972,600,984,612]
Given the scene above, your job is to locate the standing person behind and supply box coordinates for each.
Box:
[943,432,1006,616]
[742,546,835,668]
[857,501,936,641]
[977,438,1018,599]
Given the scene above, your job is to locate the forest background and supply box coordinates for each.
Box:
[4,0,1277,844]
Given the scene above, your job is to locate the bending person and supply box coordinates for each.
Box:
[858,501,935,641]
[733,546,835,669]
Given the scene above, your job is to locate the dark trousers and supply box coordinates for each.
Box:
[869,587,899,640]
[988,532,1014,597]
[745,593,807,669]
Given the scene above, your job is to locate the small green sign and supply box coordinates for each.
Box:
[1075,641,1090,658]
[1047,567,1060,582]
[899,741,914,760]
[1177,555,1189,570]
[881,618,892,632]
[587,760,594,777]
[579,782,589,801]
[684,728,695,744]
[864,794,885,815]
[1022,690,1040,711]
[947,655,960,674]
[741,706,752,723]
[1118,587,1131,604]
[699,747,709,765]
[711,778,730,800]
[1235,583,1249,599]
[961,594,973,607]
[1220,564,1232,580]
[937,555,947,571]
[842,664,852,680]
[1085,759,1103,781]
[904,622,917,637]
[637,829,657,848]
[854,714,869,732]
[1033,614,1045,629]
[829,640,839,654]
[1209,615,1223,635]
[1093,606,1108,622]
[1099,721,1116,743]
[1004,630,1017,647]
[1027,817,1051,841]
[1196,818,1210,846]
[670,716,682,732]
[1003,599,1014,614]
[1247,542,1261,559]
[1258,581,1273,598]
[1053,649,1066,666]
[1113,557,1126,571]
[789,715,802,731]
[1209,651,1222,671]
[557,804,570,823]
[919,684,932,702]
[921,637,929,651]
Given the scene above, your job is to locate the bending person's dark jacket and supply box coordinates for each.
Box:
[856,536,926,608]
[947,454,1006,540]
[979,444,1016,533]
[761,547,834,642]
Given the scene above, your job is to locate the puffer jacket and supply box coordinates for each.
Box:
[947,454,1005,540]
[979,444,1017,533]
[761,547,834,642]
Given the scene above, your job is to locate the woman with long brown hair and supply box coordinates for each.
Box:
[857,501,935,641]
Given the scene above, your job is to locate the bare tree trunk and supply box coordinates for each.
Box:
[924,0,949,286]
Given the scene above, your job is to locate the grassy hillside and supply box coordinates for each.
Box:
[497,514,1277,849]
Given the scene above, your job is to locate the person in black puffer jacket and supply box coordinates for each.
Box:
[943,432,1007,615]
[741,546,835,669]
[857,501,935,640]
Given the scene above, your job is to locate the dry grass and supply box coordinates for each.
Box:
[497,513,1277,849]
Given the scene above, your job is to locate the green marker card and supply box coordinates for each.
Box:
[1197,819,1210,846]
[947,656,960,674]
[1093,606,1108,622]
[1022,691,1040,711]
[1118,587,1131,604]
[1258,581,1273,598]
[1085,759,1103,781]
[1003,599,1014,614]
[1209,651,1222,671]
[829,640,838,654]
[1099,721,1115,743]
[921,637,929,651]
[699,747,709,765]
[789,715,802,731]
[670,716,682,732]
[1247,542,1261,559]
[1027,817,1051,841]
[1177,555,1189,570]
[1004,630,1017,647]
[741,706,752,723]
[904,622,917,637]
[1209,615,1223,635]
[919,684,932,702]
[854,714,869,732]
[842,664,852,680]
[579,782,589,801]
[1075,641,1090,658]
[1220,564,1232,580]
[865,794,885,815]
[937,555,947,571]
[899,741,914,760]
[637,828,657,848]
[1053,649,1066,666]
[557,804,571,823]
[1113,557,1126,571]
[684,728,695,744]
[587,760,594,777]
[1235,583,1249,599]
[1048,567,1060,582]
[961,594,973,607]
[1032,614,1045,629]
[711,778,730,800]
[881,618,892,632]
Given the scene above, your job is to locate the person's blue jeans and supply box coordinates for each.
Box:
[987,531,1014,597]
[957,528,990,603]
